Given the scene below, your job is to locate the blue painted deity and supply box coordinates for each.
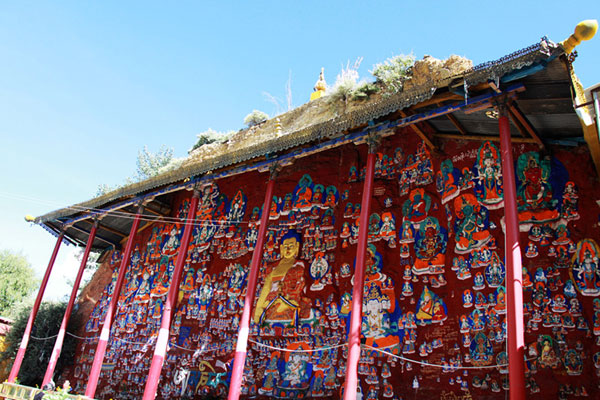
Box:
[472,141,503,209]
[571,238,600,296]
[454,193,492,254]
[484,252,505,288]
[277,342,312,394]
[470,332,493,366]
[227,189,247,223]
[402,188,431,228]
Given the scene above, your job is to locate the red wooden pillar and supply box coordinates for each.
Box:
[142,190,200,400]
[498,104,526,400]
[42,221,98,386]
[343,146,376,400]
[228,172,276,400]
[7,231,64,382]
[85,206,144,399]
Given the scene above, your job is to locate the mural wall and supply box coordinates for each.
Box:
[65,130,600,399]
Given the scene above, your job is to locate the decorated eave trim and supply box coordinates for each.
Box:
[37,38,563,226]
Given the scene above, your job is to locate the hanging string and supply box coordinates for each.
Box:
[0,190,253,228]
[248,338,346,353]
[363,344,534,371]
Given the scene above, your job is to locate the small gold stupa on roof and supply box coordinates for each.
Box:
[310,68,327,101]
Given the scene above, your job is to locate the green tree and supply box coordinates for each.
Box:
[243,110,269,127]
[136,145,174,180]
[0,302,81,387]
[0,250,38,317]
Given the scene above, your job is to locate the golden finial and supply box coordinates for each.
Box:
[310,68,327,101]
[24,215,35,222]
[561,19,598,53]
[274,117,282,135]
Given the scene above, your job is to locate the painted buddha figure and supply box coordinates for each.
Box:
[472,141,503,209]
[361,244,401,351]
[516,152,559,223]
[413,216,447,275]
[571,238,600,296]
[292,174,314,212]
[253,230,311,327]
[454,193,491,254]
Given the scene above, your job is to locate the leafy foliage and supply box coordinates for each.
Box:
[136,145,174,180]
[1,302,81,387]
[352,82,380,101]
[95,145,176,196]
[327,58,364,106]
[189,129,233,154]
[370,54,415,95]
[0,250,37,317]
[243,110,269,127]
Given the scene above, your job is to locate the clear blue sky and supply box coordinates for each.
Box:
[1,1,598,300]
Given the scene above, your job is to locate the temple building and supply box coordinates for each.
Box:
[3,20,600,400]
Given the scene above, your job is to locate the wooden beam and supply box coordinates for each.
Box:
[508,104,544,147]
[82,219,127,238]
[410,91,463,110]
[445,113,469,135]
[433,133,538,144]
[399,110,437,151]
[507,108,529,138]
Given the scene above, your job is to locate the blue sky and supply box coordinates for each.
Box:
[0,1,598,300]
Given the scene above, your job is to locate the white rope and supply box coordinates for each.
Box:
[0,190,251,227]
[363,344,532,371]
[248,338,346,353]
[30,334,59,341]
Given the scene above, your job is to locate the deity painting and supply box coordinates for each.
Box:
[399,220,415,244]
[463,289,473,308]
[415,286,447,325]
[227,189,247,223]
[516,152,560,225]
[226,263,246,313]
[436,159,461,205]
[563,349,583,375]
[348,166,358,183]
[323,185,339,209]
[254,230,313,328]
[484,252,505,288]
[561,181,580,220]
[292,174,315,212]
[361,244,402,351]
[570,238,600,296]
[537,335,560,369]
[367,213,381,242]
[379,212,396,244]
[402,188,431,228]
[269,196,282,220]
[309,252,330,291]
[413,216,447,275]
[470,332,493,366]
[472,141,503,209]
[161,224,182,257]
[454,193,492,254]
[311,184,325,208]
[277,342,312,393]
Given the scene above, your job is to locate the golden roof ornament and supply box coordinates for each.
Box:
[561,19,598,53]
[275,117,283,136]
[310,68,327,101]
